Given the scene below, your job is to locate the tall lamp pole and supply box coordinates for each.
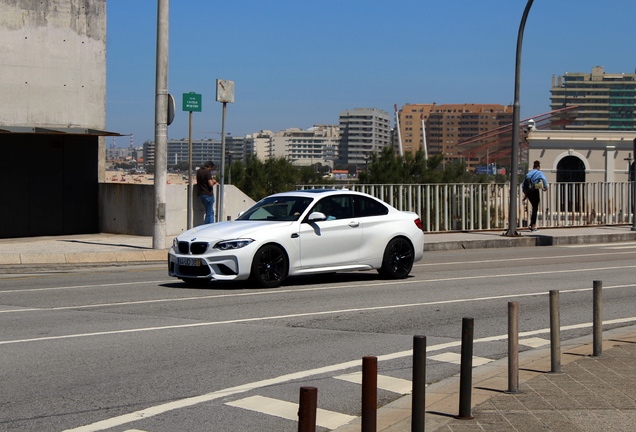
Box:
[153,0,169,249]
[504,0,534,237]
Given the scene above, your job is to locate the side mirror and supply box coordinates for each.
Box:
[307,211,327,222]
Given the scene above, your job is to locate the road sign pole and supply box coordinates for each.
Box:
[219,102,227,223]
[187,110,193,229]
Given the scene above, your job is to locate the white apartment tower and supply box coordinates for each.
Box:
[337,108,391,165]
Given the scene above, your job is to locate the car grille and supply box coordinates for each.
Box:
[191,242,209,254]
[177,241,209,255]
[178,241,189,254]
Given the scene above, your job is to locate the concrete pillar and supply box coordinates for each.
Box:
[605,146,615,182]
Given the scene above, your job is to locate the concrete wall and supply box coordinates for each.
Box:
[0,0,107,129]
[99,184,257,236]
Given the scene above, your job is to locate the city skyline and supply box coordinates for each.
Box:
[106,0,636,147]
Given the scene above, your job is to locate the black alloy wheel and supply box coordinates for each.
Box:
[378,237,414,279]
[250,244,289,288]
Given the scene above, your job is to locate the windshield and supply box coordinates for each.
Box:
[237,196,313,221]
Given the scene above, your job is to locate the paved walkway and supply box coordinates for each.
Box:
[1,226,635,431]
[332,325,636,432]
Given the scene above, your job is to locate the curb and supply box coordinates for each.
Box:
[424,231,636,251]
[0,250,168,266]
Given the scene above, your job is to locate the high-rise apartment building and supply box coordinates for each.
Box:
[337,108,391,166]
[550,66,636,130]
[397,103,513,169]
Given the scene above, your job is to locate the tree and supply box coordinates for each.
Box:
[358,146,491,184]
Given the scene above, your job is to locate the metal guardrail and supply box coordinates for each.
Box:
[297,182,635,233]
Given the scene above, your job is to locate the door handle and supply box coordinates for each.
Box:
[348,221,360,228]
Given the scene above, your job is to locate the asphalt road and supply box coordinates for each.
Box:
[1,242,635,432]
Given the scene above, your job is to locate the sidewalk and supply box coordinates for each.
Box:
[1,225,635,266]
[334,325,636,432]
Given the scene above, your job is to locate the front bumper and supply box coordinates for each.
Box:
[168,247,252,281]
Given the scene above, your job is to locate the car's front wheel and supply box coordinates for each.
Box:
[378,237,414,279]
[250,244,289,288]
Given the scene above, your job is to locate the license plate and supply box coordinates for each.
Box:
[178,257,200,266]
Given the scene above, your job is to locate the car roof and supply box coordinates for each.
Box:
[269,189,362,199]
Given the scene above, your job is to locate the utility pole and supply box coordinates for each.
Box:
[504,0,534,237]
[153,0,169,249]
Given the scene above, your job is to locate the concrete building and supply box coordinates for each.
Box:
[246,130,274,161]
[527,130,635,184]
[271,125,339,167]
[397,103,514,170]
[0,0,116,238]
[338,108,391,166]
[550,66,636,130]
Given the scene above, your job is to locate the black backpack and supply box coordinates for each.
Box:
[522,177,533,195]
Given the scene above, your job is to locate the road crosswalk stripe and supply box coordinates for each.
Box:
[519,337,550,348]
[334,372,413,394]
[225,395,356,429]
[429,352,494,366]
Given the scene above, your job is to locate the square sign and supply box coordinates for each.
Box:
[216,79,235,103]
[183,92,202,112]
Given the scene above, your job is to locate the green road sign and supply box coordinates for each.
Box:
[182,92,202,112]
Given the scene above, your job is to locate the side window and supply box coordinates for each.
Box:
[311,196,353,220]
[354,196,389,218]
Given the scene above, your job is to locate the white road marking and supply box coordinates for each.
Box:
[334,372,413,394]
[0,280,167,294]
[519,337,550,348]
[2,263,635,316]
[415,250,636,267]
[559,242,636,249]
[60,316,636,432]
[225,395,356,430]
[3,283,636,345]
[429,352,494,366]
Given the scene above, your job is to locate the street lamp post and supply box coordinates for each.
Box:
[153,0,169,249]
[504,0,534,237]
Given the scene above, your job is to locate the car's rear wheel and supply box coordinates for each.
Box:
[250,244,288,288]
[179,277,210,287]
[378,237,414,279]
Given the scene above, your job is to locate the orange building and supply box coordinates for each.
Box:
[396,103,513,170]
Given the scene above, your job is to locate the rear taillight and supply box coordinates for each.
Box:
[414,218,423,230]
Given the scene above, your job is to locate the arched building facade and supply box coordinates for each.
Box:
[526,130,635,184]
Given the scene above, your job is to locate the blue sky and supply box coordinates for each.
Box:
[106,0,636,147]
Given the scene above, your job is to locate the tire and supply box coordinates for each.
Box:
[179,277,210,287]
[250,244,289,288]
[378,237,414,279]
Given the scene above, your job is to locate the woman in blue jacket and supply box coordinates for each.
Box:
[524,160,548,232]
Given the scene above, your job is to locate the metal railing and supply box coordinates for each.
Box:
[297,182,634,233]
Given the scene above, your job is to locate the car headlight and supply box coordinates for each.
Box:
[213,239,254,250]
[172,237,179,249]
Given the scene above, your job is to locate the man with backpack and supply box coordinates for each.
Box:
[522,160,548,232]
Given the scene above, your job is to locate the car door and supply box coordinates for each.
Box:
[298,195,363,269]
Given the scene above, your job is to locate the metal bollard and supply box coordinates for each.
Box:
[362,356,377,432]
[456,317,475,420]
[298,386,317,432]
[412,335,426,432]
[549,290,562,373]
[506,302,522,394]
[593,280,603,357]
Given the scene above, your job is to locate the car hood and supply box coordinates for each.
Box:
[176,220,294,242]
